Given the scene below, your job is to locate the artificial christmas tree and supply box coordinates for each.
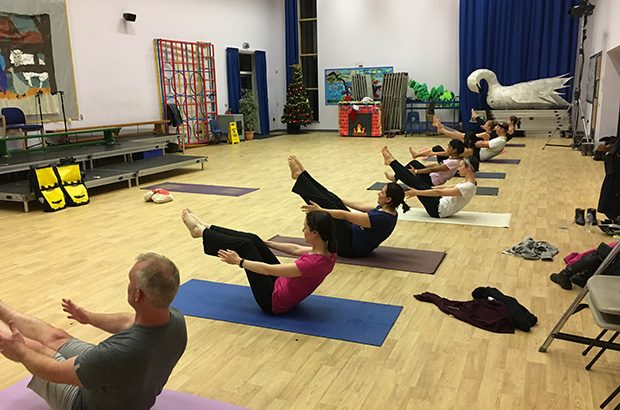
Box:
[281,64,313,133]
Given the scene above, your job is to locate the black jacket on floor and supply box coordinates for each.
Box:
[471,287,538,332]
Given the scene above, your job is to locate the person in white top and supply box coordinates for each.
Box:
[381,146,478,218]
[478,122,509,161]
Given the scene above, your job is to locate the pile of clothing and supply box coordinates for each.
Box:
[414,287,537,334]
[503,237,558,261]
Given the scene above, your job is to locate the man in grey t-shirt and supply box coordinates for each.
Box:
[0,253,187,410]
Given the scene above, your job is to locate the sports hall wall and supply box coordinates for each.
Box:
[307,0,460,131]
[62,0,286,128]
[576,0,620,141]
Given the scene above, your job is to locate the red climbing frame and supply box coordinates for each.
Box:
[155,39,218,145]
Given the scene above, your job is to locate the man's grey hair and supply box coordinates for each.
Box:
[134,253,180,308]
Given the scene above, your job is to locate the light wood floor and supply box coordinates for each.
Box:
[0,132,616,409]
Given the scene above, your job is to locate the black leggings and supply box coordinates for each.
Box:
[292,171,358,257]
[431,145,448,163]
[404,160,433,186]
[202,225,279,314]
[389,160,440,218]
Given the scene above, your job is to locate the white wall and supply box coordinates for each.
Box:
[62,0,285,130]
[579,0,620,140]
[310,0,460,130]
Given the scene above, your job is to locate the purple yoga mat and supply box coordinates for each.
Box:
[268,235,445,274]
[0,378,246,410]
[142,182,258,197]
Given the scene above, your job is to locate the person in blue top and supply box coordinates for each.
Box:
[288,155,409,257]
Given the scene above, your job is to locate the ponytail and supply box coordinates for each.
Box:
[306,211,338,254]
[326,238,338,253]
[385,182,409,213]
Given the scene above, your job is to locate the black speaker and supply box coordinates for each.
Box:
[123,13,137,22]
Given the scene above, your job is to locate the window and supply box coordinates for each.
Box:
[239,53,253,91]
[299,0,318,121]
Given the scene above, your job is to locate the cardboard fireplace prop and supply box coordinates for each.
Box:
[338,102,382,137]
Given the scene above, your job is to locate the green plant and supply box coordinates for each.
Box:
[239,89,259,132]
[409,81,457,108]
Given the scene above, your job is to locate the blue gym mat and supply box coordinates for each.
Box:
[172,279,403,346]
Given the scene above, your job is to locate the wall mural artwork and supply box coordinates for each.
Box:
[324,66,393,105]
[1,0,78,121]
[0,11,60,115]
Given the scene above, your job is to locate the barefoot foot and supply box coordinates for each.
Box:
[181,208,207,238]
[291,155,305,173]
[381,146,394,166]
[288,156,302,180]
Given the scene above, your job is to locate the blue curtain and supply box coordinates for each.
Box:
[285,0,299,85]
[255,51,270,136]
[226,47,241,113]
[459,0,580,129]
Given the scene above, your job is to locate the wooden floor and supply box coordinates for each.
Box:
[0,132,616,409]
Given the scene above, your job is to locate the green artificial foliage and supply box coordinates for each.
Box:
[409,80,456,104]
[239,89,258,132]
[281,64,313,126]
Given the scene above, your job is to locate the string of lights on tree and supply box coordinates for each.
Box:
[281,64,313,126]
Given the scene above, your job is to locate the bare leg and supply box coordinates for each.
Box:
[0,320,56,356]
[287,156,302,180]
[181,208,208,238]
[0,301,72,352]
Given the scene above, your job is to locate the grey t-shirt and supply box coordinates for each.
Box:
[72,307,187,410]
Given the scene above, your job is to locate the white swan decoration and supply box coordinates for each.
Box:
[467,69,571,109]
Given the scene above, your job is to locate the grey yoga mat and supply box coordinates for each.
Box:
[367,182,499,196]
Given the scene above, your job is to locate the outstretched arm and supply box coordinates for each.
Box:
[406,186,462,198]
[218,250,302,278]
[264,240,311,257]
[0,322,81,385]
[304,201,371,228]
[341,199,375,214]
[410,163,448,175]
[62,299,134,334]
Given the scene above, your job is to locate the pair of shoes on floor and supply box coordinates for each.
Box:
[550,270,572,290]
[575,208,598,226]
[549,269,591,290]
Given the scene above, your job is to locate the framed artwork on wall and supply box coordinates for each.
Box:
[0,0,78,120]
[324,66,393,105]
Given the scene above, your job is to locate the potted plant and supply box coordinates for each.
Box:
[239,89,258,140]
[281,64,313,133]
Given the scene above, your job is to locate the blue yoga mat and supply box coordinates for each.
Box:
[172,279,403,346]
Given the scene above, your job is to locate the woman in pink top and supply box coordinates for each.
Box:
[181,209,337,315]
